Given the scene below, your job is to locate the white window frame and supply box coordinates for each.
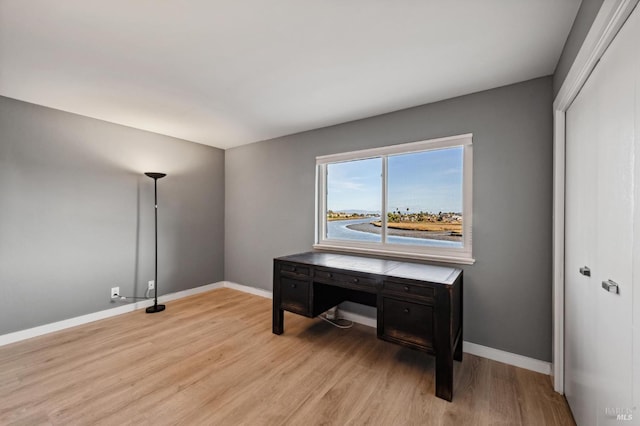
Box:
[314,133,474,265]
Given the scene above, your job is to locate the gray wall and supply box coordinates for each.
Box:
[554,0,605,97]
[0,96,225,335]
[225,77,554,362]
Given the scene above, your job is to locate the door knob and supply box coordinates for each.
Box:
[579,266,591,276]
[602,280,619,294]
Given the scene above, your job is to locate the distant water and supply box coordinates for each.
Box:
[326,217,463,248]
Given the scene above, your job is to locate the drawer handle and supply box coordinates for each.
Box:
[404,286,410,292]
[403,308,410,314]
[353,278,359,283]
[291,283,297,289]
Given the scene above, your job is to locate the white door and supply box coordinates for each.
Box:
[565,60,599,425]
[634,9,640,418]
[565,4,639,425]
[593,8,636,422]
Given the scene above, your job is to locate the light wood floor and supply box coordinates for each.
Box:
[0,288,574,425]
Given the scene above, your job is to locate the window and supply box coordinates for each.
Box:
[315,134,473,264]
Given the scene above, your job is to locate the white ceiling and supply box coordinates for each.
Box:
[0,1,580,150]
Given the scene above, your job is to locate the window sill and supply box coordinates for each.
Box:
[312,243,476,266]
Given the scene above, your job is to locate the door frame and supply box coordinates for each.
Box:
[552,0,638,393]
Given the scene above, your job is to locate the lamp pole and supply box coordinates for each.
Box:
[144,172,166,313]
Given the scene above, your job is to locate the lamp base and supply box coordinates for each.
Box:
[145,304,166,314]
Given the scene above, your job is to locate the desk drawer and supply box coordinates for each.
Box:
[280,277,310,315]
[314,269,378,293]
[383,280,435,301]
[381,297,433,350]
[279,262,310,279]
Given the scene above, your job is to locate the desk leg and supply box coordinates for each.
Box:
[435,287,454,402]
[454,274,463,362]
[273,305,283,335]
[272,263,283,335]
[435,349,453,402]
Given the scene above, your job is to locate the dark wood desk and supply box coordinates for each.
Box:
[272,251,463,401]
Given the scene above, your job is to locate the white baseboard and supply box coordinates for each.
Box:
[222,281,273,299]
[339,310,377,328]
[0,282,224,347]
[158,281,225,301]
[462,341,551,375]
[0,281,552,376]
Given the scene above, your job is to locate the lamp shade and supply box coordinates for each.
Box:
[144,172,166,179]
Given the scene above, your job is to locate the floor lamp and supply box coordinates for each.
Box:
[145,172,167,314]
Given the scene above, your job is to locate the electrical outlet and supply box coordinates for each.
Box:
[148,280,155,290]
[111,287,120,299]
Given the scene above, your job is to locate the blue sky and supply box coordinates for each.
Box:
[327,147,463,213]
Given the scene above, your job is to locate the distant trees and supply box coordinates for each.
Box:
[328,208,461,223]
[327,210,380,221]
[386,208,461,224]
